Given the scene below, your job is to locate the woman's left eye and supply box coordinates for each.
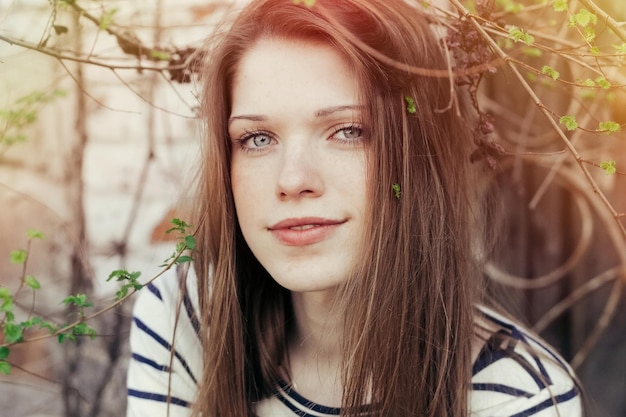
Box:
[331,124,364,143]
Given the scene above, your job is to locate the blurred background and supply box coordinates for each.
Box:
[0,0,624,416]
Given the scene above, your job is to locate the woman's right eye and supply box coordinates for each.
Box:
[234,131,275,152]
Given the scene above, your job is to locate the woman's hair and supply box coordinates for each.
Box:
[192,0,484,416]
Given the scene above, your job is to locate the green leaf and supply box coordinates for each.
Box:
[165,218,192,235]
[552,0,568,12]
[175,255,194,264]
[523,47,542,57]
[509,27,535,46]
[541,65,560,80]
[100,8,118,30]
[392,183,401,199]
[24,275,41,290]
[62,294,93,308]
[584,27,596,43]
[0,289,13,314]
[10,249,27,264]
[293,0,316,6]
[580,78,595,87]
[150,50,171,61]
[0,346,9,360]
[559,115,578,131]
[598,121,621,135]
[115,286,130,300]
[58,333,75,344]
[600,160,616,175]
[0,361,11,375]
[184,235,196,250]
[107,269,127,281]
[0,287,10,299]
[404,96,417,114]
[73,322,97,339]
[570,9,597,27]
[26,229,45,239]
[595,76,611,89]
[4,323,23,343]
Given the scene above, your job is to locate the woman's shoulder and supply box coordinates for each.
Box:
[126,265,202,417]
[470,305,583,417]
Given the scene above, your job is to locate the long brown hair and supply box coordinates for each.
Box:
[192,1,483,416]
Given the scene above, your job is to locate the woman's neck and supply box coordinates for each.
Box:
[287,290,344,406]
[290,290,343,356]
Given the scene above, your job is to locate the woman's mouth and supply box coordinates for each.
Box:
[269,218,346,246]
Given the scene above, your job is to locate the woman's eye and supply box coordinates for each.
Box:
[250,133,272,147]
[332,124,364,142]
[235,131,274,152]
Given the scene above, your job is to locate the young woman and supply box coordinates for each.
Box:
[126,1,583,416]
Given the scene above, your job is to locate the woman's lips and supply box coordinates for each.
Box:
[268,218,346,246]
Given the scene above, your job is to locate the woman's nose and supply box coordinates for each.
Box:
[275,143,323,200]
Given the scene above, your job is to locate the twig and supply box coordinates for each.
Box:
[571,276,624,369]
[0,34,172,72]
[448,0,626,242]
[533,266,621,333]
[578,0,626,43]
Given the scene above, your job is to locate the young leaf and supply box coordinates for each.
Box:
[0,361,11,375]
[598,121,621,135]
[24,275,41,290]
[579,78,595,87]
[600,160,616,175]
[293,0,316,6]
[590,46,600,56]
[58,333,75,344]
[498,0,523,13]
[0,347,9,360]
[509,27,535,46]
[523,48,542,57]
[595,76,611,89]
[10,249,27,264]
[404,96,417,114]
[176,256,194,264]
[0,288,13,313]
[165,218,192,235]
[559,115,578,131]
[73,322,97,340]
[4,323,23,343]
[392,183,401,199]
[552,0,568,12]
[150,50,171,61]
[100,8,119,30]
[541,65,560,80]
[584,27,596,43]
[26,229,45,239]
[184,235,197,250]
[569,9,597,27]
[62,294,94,308]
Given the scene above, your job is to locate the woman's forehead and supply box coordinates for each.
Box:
[229,38,361,118]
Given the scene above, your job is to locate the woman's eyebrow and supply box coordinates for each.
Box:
[228,105,363,126]
[314,105,363,118]
[228,114,267,126]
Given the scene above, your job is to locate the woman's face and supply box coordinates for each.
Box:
[229,38,367,296]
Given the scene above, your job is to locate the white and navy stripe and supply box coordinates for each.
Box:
[126,269,582,417]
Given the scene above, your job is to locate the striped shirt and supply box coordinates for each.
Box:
[126,268,582,417]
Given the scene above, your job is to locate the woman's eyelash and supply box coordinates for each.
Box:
[232,129,274,152]
[331,123,365,142]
